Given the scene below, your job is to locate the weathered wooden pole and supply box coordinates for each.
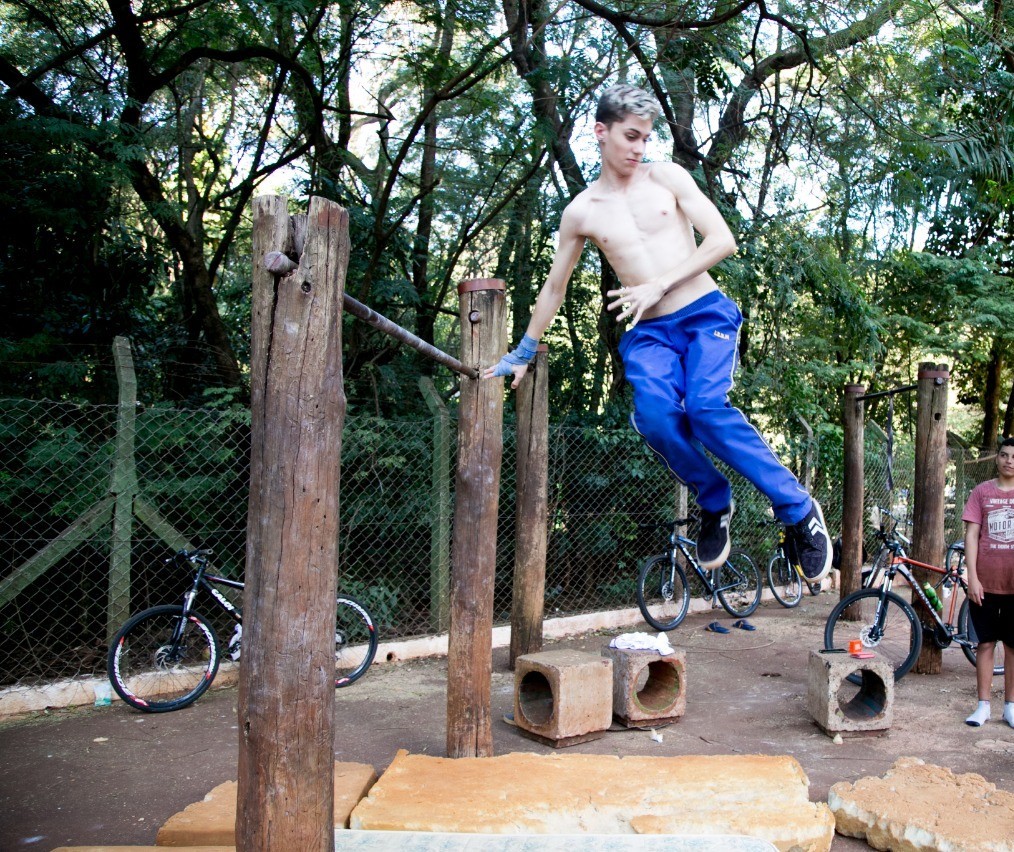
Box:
[447,278,505,758]
[238,195,348,851]
[509,344,549,669]
[108,336,138,641]
[841,384,866,602]
[911,362,949,675]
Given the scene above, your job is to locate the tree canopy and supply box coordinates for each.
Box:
[1,0,1010,447]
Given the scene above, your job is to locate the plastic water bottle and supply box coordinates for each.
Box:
[93,681,112,707]
[941,576,953,599]
[923,582,943,613]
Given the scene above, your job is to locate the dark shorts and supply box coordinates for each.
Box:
[968,593,1014,648]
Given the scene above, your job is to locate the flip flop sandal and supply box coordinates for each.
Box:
[733,619,756,631]
[706,621,730,634]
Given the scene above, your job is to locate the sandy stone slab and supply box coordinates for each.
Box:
[350,750,833,852]
[155,761,376,846]
[828,756,1014,851]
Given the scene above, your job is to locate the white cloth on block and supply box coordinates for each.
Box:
[609,632,674,655]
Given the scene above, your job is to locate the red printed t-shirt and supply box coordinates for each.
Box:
[962,479,1014,594]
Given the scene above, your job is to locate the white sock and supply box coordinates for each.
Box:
[966,700,991,727]
[1004,702,1014,728]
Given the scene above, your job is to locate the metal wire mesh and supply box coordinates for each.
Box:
[15,382,998,690]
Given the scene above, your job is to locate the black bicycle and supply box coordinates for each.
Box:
[636,519,761,631]
[765,521,822,607]
[107,549,378,712]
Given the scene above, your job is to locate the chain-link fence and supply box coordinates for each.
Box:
[2,380,836,689]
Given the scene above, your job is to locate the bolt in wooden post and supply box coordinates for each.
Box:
[238,195,348,851]
[912,363,949,675]
[841,385,866,603]
[447,278,505,758]
[510,344,549,669]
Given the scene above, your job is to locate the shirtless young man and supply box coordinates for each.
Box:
[484,84,833,581]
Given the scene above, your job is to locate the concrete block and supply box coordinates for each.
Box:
[514,650,612,744]
[806,650,892,735]
[829,756,1014,850]
[601,646,686,726]
[350,750,834,851]
[154,761,376,846]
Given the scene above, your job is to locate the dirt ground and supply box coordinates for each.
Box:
[2,592,1013,852]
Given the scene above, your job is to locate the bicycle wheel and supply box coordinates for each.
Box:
[107,604,219,712]
[957,599,1005,676]
[335,595,378,686]
[637,554,690,631]
[767,551,802,608]
[824,589,921,681]
[716,550,762,617]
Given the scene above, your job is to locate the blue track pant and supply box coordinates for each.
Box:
[618,290,811,524]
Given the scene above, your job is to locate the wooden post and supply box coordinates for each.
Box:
[841,385,865,601]
[510,344,549,669]
[238,195,348,851]
[419,377,451,633]
[911,363,949,675]
[446,278,505,758]
[108,336,139,641]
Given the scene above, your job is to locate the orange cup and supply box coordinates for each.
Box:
[848,639,862,655]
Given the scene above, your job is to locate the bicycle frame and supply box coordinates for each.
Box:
[177,551,243,623]
[877,542,971,649]
[665,525,740,602]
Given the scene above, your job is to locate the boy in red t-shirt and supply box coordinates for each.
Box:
[961,437,1014,726]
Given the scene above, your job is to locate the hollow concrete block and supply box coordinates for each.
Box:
[514,649,612,744]
[602,646,686,726]
[807,650,893,735]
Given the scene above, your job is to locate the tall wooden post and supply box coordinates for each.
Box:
[447,278,505,758]
[238,195,348,851]
[841,385,865,601]
[510,344,549,669]
[912,363,949,675]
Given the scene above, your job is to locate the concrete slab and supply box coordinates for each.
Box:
[829,756,1014,850]
[155,761,376,846]
[336,830,776,849]
[350,750,835,851]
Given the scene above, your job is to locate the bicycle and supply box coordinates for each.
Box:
[107,549,378,712]
[765,522,823,608]
[636,519,761,631]
[861,507,911,588]
[823,522,1002,682]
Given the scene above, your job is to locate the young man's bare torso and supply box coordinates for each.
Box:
[570,162,721,319]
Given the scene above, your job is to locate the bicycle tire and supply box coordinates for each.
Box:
[636,554,690,631]
[824,589,921,681]
[957,598,1005,676]
[716,550,762,618]
[107,604,219,712]
[335,595,378,686]
[767,552,802,608]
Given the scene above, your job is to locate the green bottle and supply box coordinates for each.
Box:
[923,582,942,613]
